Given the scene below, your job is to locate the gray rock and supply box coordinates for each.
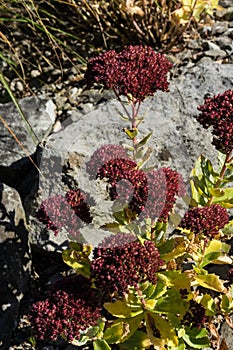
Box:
[214,36,233,50]
[0,95,56,167]
[224,27,233,39]
[216,6,233,21]
[204,49,227,58]
[202,40,222,51]
[212,21,229,35]
[0,184,31,350]
[30,62,233,251]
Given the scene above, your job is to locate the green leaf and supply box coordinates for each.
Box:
[182,327,210,349]
[200,239,231,268]
[190,154,220,205]
[103,321,125,344]
[104,300,143,318]
[136,132,153,148]
[210,187,233,208]
[62,242,92,278]
[145,313,179,349]
[158,238,175,255]
[154,289,188,315]
[205,239,230,255]
[159,239,188,262]
[157,270,191,291]
[221,293,233,312]
[193,274,226,293]
[123,127,138,139]
[198,294,216,316]
[120,331,151,349]
[93,339,111,350]
[137,147,153,169]
[222,220,233,235]
[122,143,135,152]
[103,314,143,344]
[140,281,157,299]
[151,280,168,300]
[100,222,122,233]
[71,319,105,346]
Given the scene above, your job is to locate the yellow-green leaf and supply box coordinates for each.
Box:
[145,313,179,349]
[123,127,138,139]
[104,314,143,344]
[193,274,226,293]
[121,331,151,349]
[210,187,233,208]
[157,270,191,291]
[104,300,143,318]
[62,242,92,278]
[93,339,111,350]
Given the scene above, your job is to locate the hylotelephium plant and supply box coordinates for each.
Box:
[30,46,233,350]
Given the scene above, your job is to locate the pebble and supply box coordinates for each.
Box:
[204,48,227,58]
[202,40,221,51]
[31,69,41,78]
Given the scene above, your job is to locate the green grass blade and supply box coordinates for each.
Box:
[0,71,39,145]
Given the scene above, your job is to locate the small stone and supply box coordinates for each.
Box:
[31,69,41,78]
[204,49,227,58]
[187,39,202,50]
[214,36,233,50]
[15,80,24,92]
[212,21,229,35]
[197,57,213,65]
[224,27,233,38]
[202,40,222,51]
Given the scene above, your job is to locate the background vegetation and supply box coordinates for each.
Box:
[0,0,220,98]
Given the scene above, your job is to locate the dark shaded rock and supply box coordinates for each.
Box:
[0,184,31,350]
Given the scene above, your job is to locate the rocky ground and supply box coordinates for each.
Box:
[0,2,233,350]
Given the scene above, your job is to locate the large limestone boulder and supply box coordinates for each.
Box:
[30,62,233,250]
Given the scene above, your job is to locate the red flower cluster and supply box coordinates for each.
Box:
[183,300,207,329]
[141,168,186,222]
[85,45,172,102]
[197,89,233,154]
[86,144,128,179]
[29,275,102,342]
[96,157,148,216]
[36,188,93,236]
[91,233,163,296]
[178,204,229,237]
[95,154,185,222]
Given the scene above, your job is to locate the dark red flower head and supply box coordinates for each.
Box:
[85,45,172,102]
[91,233,163,296]
[29,275,102,342]
[96,157,148,216]
[178,204,229,237]
[197,89,233,154]
[36,188,94,236]
[95,156,186,222]
[86,144,128,179]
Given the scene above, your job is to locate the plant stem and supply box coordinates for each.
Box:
[131,100,140,160]
[113,89,132,120]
